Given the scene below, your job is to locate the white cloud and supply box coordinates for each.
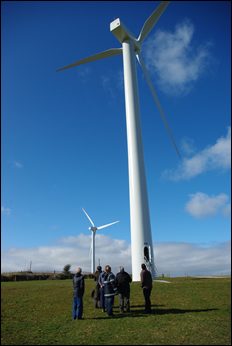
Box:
[180,137,197,156]
[101,74,116,101]
[185,192,230,219]
[154,241,231,277]
[77,66,92,83]
[13,161,23,168]
[1,234,230,278]
[143,20,213,96]
[1,206,11,216]
[163,127,231,181]
[49,225,59,230]
[8,160,23,168]
[100,69,124,101]
[221,203,231,218]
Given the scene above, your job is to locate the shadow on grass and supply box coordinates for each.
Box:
[83,307,218,320]
[148,308,218,316]
[130,304,165,308]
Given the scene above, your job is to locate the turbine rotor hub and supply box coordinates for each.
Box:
[110,18,142,53]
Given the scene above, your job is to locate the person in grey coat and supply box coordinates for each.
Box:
[93,266,102,308]
[73,267,85,319]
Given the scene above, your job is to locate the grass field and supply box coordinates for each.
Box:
[1,277,231,345]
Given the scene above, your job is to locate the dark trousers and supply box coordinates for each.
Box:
[119,292,130,312]
[100,287,105,310]
[105,296,114,316]
[143,288,152,313]
[93,299,98,308]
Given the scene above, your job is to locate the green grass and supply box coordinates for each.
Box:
[1,277,231,345]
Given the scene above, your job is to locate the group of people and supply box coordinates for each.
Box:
[72,263,152,320]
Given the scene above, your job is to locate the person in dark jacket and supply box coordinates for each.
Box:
[93,266,102,308]
[73,267,85,319]
[98,270,106,312]
[140,263,152,313]
[115,266,132,313]
[103,265,117,317]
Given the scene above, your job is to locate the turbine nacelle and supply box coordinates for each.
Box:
[89,227,97,232]
[110,18,142,52]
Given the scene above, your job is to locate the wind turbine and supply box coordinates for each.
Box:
[82,208,119,273]
[57,1,180,281]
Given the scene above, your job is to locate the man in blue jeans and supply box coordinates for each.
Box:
[73,267,85,320]
[103,265,118,317]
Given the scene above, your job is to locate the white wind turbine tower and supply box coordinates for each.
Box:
[57,1,181,281]
[82,208,119,273]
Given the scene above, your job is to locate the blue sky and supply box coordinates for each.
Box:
[1,1,231,277]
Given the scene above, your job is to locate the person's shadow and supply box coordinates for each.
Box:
[84,306,218,319]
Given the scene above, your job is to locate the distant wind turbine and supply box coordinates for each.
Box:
[82,208,119,273]
[57,1,180,281]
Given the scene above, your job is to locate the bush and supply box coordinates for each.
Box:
[63,264,71,275]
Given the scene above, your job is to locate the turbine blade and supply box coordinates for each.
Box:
[97,220,119,230]
[136,51,181,159]
[138,1,170,44]
[56,48,123,72]
[82,208,95,227]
